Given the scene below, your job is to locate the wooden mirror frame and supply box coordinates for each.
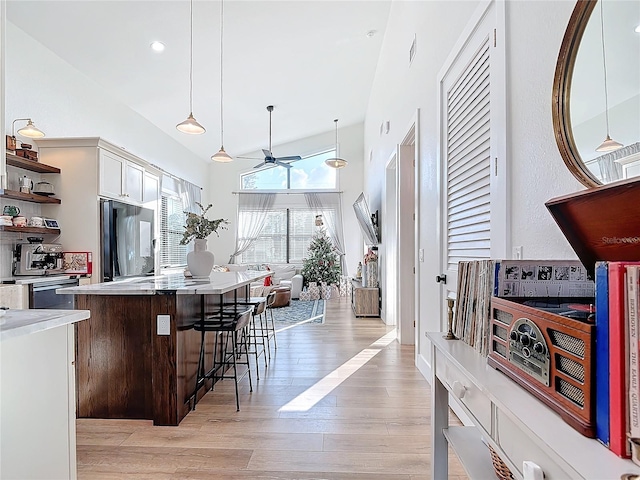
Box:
[552,0,600,188]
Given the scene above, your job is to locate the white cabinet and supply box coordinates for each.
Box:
[99,149,144,204]
[428,333,640,479]
[143,170,159,206]
[1,323,78,479]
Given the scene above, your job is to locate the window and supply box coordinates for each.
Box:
[159,193,187,268]
[239,209,319,264]
[241,150,338,190]
[236,150,341,264]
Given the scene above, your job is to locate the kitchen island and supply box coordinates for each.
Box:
[58,271,269,426]
[1,308,90,480]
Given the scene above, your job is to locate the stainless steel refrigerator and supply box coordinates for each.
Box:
[101,199,155,282]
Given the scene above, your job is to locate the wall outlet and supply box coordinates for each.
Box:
[419,248,424,262]
[513,246,523,260]
[157,314,171,335]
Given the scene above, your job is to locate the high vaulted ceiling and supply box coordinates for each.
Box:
[6,0,391,161]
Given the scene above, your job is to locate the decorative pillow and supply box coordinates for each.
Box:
[212,265,229,272]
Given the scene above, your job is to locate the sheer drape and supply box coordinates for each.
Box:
[593,142,640,183]
[304,192,346,272]
[229,193,276,264]
[179,180,202,214]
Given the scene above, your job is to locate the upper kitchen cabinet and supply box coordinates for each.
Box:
[99,150,144,204]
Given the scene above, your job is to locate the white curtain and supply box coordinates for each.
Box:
[229,193,276,263]
[179,179,202,214]
[304,192,346,273]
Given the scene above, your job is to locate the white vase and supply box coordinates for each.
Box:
[187,238,215,278]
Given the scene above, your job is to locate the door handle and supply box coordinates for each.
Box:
[435,274,447,284]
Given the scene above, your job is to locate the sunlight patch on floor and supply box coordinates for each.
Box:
[278,330,397,412]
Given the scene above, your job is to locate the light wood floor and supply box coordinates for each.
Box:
[76,296,469,479]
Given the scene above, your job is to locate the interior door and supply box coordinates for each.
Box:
[436,0,506,331]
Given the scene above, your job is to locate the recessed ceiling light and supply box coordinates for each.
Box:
[150,41,165,52]
[366,30,377,38]
[635,24,640,34]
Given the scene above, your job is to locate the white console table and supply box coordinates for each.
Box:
[428,332,640,479]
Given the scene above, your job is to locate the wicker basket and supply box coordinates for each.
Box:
[489,445,514,480]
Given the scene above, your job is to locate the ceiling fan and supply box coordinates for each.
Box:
[239,105,302,169]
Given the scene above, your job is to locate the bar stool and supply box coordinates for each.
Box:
[190,307,253,411]
[222,297,270,379]
[264,291,278,358]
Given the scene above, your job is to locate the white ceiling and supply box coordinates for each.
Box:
[6,0,391,161]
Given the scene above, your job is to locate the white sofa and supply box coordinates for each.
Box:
[225,263,304,299]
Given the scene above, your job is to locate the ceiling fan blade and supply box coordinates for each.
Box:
[276,155,302,162]
[236,156,261,160]
[275,160,293,169]
[253,162,266,169]
[262,149,273,159]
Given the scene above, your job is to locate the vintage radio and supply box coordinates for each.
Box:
[488,177,640,438]
[489,296,596,436]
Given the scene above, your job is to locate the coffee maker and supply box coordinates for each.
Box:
[14,241,65,276]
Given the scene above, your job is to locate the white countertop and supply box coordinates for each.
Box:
[56,271,270,296]
[0,309,91,341]
[1,274,90,285]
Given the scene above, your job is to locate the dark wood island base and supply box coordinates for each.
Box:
[75,288,249,426]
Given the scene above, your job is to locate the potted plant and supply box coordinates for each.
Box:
[180,202,229,278]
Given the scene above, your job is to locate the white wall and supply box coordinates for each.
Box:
[363,0,588,370]
[204,122,365,275]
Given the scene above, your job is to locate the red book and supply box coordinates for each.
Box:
[609,261,640,458]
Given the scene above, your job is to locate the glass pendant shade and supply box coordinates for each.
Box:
[15,119,45,138]
[212,146,233,163]
[596,135,623,152]
[324,118,348,169]
[176,113,206,135]
[325,157,348,168]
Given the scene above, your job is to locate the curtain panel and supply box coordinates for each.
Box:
[229,192,276,263]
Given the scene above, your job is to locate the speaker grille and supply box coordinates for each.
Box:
[494,309,512,325]
[556,378,584,407]
[493,324,508,341]
[493,341,507,358]
[556,355,585,383]
[548,329,585,358]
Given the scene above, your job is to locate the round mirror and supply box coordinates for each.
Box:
[553,0,640,188]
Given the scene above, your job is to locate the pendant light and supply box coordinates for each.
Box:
[176,0,205,135]
[325,119,348,169]
[595,0,622,152]
[212,0,232,162]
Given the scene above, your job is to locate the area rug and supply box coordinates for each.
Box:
[271,299,325,330]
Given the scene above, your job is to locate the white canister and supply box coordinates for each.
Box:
[12,216,27,227]
[0,215,13,226]
[28,216,44,227]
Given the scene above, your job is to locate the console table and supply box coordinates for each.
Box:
[350,278,379,317]
[428,332,640,479]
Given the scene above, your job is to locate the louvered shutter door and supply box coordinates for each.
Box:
[445,39,491,271]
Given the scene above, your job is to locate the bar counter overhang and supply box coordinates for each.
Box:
[59,271,269,426]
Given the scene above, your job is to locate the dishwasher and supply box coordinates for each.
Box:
[29,278,80,309]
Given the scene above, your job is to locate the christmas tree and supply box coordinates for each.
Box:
[301,228,341,286]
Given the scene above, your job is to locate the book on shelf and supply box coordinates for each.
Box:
[628,265,640,462]
[594,261,610,446]
[607,261,640,458]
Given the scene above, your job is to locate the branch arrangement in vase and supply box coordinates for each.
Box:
[180,202,229,245]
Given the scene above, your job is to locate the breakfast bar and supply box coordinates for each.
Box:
[59,271,269,426]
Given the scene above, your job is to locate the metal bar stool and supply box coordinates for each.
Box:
[190,307,253,411]
[264,291,278,358]
[217,298,269,379]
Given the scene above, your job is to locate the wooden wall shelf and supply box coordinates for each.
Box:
[5,153,61,174]
[0,189,61,204]
[0,225,61,235]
